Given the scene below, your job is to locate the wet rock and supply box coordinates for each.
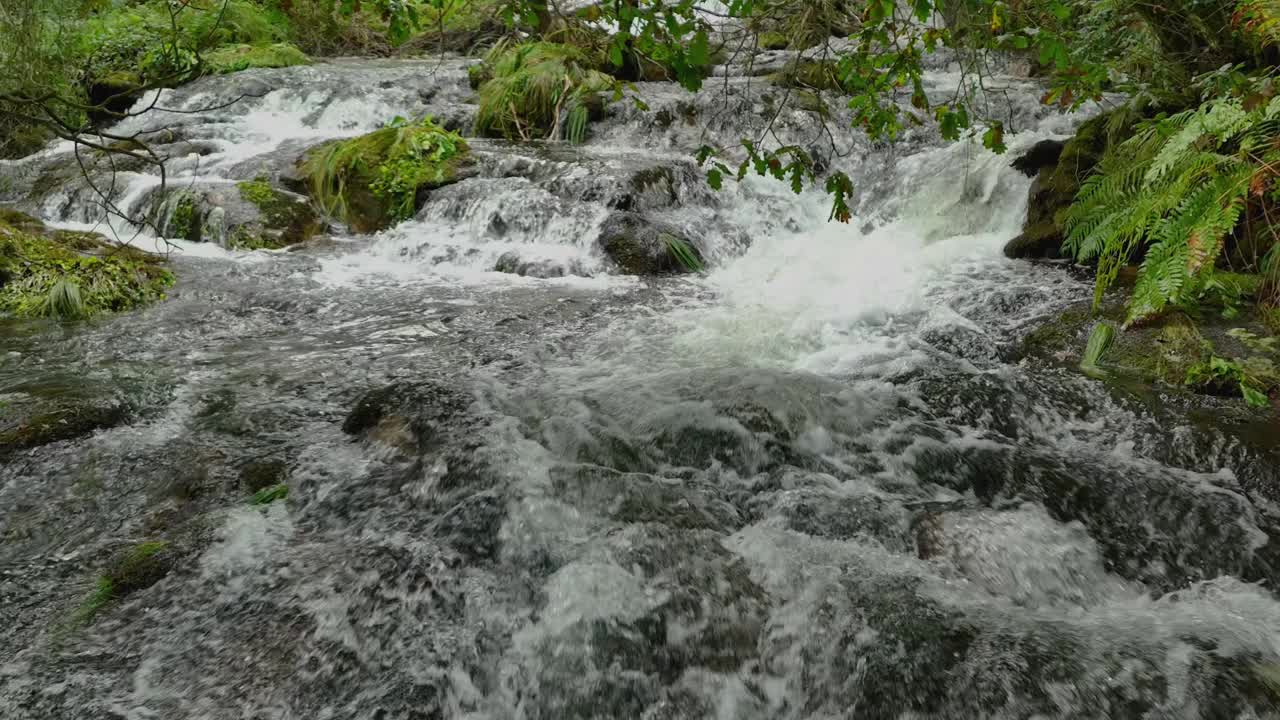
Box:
[522,617,666,720]
[0,396,130,457]
[550,464,743,531]
[597,212,703,275]
[87,71,144,123]
[156,180,323,249]
[342,380,474,452]
[1010,139,1065,177]
[104,540,175,596]
[772,487,913,550]
[238,459,289,494]
[1004,113,1120,260]
[432,490,505,562]
[223,138,316,193]
[912,441,1280,592]
[492,251,574,278]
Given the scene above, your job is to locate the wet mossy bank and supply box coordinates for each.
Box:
[0,210,174,320]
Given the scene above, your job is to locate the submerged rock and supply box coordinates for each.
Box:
[0,396,131,457]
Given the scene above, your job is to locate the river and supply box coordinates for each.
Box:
[3,54,1280,719]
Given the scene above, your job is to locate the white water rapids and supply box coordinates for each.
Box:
[3,55,1280,719]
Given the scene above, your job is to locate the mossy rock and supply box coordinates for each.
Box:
[87,70,144,122]
[75,540,175,624]
[156,181,323,248]
[1004,111,1132,260]
[1020,295,1280,407]
[756,30,792,50]
[597,212,704,275]
[0,215,174,319]
[203,43,310,74]
[768,60,847,93]
[233,179,324,249]
[239,458,288,493]
[0,399,131,457]
[300,118,470,233]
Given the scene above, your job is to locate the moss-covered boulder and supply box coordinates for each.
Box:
[597,212,704,275]
[0,210,173,319]
[1004,113,1123,260]
[1019,289,1280,408]
[86,70,144,123]
[300,117,470,233]
[202,43,310,74]
[0,395,131,458]
[767,59,847,93]
[157,180,323,249]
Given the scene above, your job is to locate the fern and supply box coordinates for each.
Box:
[1064,91,1280,325]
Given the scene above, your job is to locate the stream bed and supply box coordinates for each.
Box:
[3,55,1280,719]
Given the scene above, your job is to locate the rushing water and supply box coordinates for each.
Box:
[3,52,1280,719]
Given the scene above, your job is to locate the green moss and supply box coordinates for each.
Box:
[72,577,116,625]
[72,540,172,625]
[169,192,198,241]
[203,43,310,74]
[302,117,468,232]
[0,220,174,319]
[251,483,289,505]
[756,30,791,50]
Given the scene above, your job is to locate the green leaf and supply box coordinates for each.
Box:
[707,168,723,190]
[1242,383,1270,407]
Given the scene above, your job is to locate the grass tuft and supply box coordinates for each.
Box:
[474,41,615,143]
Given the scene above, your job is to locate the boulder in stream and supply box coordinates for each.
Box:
[597,211,704,275]
[157,179,323,249]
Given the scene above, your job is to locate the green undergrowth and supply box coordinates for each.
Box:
[81,0,289,89]
[302,117,468,232]
[0,214,174,319]
[473,41,616,143]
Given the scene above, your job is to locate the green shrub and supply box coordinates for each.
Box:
[474,41,616,143]
[302,117,469,232]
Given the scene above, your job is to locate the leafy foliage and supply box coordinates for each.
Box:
[1081,321,1116,371]
[474,41,616,143]
[1064,91,1280,325]
[1185,354,1274,406]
